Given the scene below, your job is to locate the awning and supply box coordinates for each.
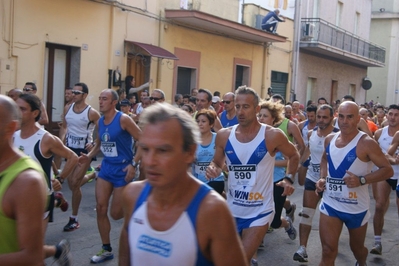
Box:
[124,41,178,60]
[165,9,287,44]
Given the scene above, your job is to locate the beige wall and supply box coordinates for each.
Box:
[297,53,367,104]
[367,0,399,105]
[303,0,371,39]
[0,0,288,107]
[162,21,266,96]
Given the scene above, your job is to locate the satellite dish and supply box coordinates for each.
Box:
[362,77,372,90]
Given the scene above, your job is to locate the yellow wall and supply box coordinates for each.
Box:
[0,0,291,106]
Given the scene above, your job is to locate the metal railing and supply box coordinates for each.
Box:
[300,18,385,64]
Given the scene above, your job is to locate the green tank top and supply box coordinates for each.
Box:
[277,118,293,142]
[0,156,44,254]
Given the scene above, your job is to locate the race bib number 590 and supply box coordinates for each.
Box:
[229,164,257,187]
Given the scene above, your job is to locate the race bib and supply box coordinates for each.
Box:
[311,163,320,173]
[101,142,118,157]
[326,177,353,202]
[229,164,257,187]
[194,162,210,176]
[67,135,85,149]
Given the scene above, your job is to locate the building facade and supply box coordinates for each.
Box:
[367,0,399,106]
[0,0,287,136]
[296,0,385,105]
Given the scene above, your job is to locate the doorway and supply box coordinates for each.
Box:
[44,43,81,136]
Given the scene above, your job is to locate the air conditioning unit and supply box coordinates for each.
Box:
[303,23,315,40]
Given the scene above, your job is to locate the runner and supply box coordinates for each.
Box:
[293,104,338,263]
[206,86,299,263]
[80,89,141,264]
[59,82,101,232]
[14,93,76,265]
[193,109,225,194]
[315,101,392,266]
[369,104,399,255]
[119,103,247,265]
[0,95,47,265]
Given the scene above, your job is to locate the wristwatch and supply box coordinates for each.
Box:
[359,175,367,185]
[359,176,366,185]
[283,174,294,184]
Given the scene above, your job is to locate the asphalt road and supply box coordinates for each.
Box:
[45,159,399,265]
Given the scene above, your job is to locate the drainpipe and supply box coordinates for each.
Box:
[261,43,269,99]
[156,10,162,89]
[108,5,115,88]
[291,0,301,101]
[9,0,18,87]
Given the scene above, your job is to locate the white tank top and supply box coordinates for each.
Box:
[306,127,340,183]
[322,132,372,213]
[13,128,52,194]
[128,184,213,266]
[224,124,275,218]
[65,103,94,149]
[375,126,399,179]
[306,128,325,183]
[301,120,310,146]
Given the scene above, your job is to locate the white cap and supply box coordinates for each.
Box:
[212,96,220,103]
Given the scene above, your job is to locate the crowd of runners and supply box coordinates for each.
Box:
[1,81,398,266]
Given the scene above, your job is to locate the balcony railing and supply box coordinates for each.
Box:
[300,18,385,64]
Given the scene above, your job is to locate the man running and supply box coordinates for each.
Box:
[315,101,392,266]
[293,104,338,262]
[0,95,47,265]
[59,82,101,232]
[80,89,141,263]
[14,93,77,265]
[219,92,238,127]
[206,86,299,263]
[369,104,399,255]
[119,103,247,265]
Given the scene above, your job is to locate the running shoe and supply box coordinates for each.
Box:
[293,245,308,262]
[286,202,297,223]
[90,249,114,264]
[63,217,80,232]
[55,239,72,266]
[86,172,96,183]
[95,164,102,172]
[370,242,382,255]
[355,262,367,266]
[251,258,258,266]
[54,192,69,212]
[285,216,297,240]
[86,166,95,175]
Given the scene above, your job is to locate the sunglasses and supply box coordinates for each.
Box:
[72,90,85,95]
[150,97,162,101]
[23,88,35,92]
[222,101,231,104]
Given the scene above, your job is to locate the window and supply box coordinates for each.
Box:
[336,2,343,27]
[176,67,197,95]
[233,58,252,91]
[271,71,289,100]
[331,80,338,103]
[306,77,317,104]
[354,12,360,35]
[349,84,356,98]
[313,0,320,18]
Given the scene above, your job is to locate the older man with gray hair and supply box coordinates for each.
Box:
[150,89,165,104]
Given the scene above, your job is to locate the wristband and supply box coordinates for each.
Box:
[283,174,294,184]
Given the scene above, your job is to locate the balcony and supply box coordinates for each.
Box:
[300,18,385,68]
